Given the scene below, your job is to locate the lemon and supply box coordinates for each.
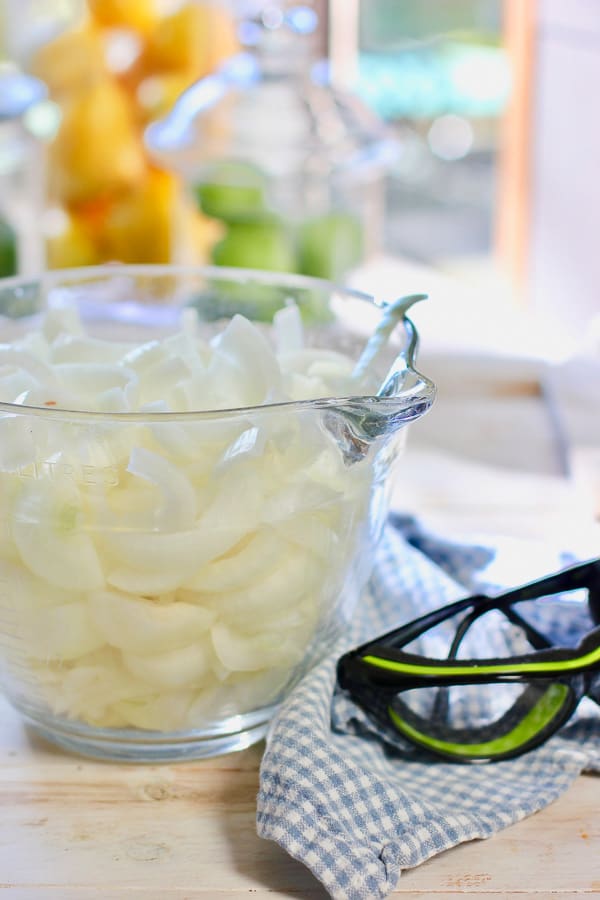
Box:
[48,77,146,206]
[87,0,158,36]
[29,25,106,98]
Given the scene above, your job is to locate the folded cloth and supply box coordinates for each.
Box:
[257,518,600,900]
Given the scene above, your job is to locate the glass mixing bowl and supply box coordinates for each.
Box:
[0,265,434,761]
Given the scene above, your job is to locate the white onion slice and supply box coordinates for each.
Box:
[51,334,136,365]
[209,314,282,406]
[0,414,45,471]
[211,622,306,672]
[182,528,286,593]
[113,689,196,731]
[127,446,197,530]
[88,588,215,654]
[122,641,212,689]
[50,648,151,722]
[0,349,58,387]
[273,303,304,355]
[42,304,85,341]
[54,362,138,398]
[208,543,321,622]
[121,340,165,372]
[12,482,104,591]
[25,602,105,661]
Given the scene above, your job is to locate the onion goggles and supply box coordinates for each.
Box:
[337,558,600,763]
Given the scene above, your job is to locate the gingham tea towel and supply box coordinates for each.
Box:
[257,517,600,900]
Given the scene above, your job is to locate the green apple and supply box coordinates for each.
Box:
[212,221,297,272]
[194,162,267,222]
[298,212,363,280]
[209,220,297,321]
[0,217,17,278]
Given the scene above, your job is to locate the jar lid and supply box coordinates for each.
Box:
[145,4,397,184]
[0,69,47,121]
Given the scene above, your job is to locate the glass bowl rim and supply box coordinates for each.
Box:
[0,263,435,422]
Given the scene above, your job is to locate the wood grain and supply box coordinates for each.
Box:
[0,694,598,898]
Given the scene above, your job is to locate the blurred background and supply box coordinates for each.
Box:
[0,0,599,539]
[0,0,597,351]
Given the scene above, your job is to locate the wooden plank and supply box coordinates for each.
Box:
[0,693,599,897]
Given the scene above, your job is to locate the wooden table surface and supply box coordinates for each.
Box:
[2,344,600,898]
[0,694,599,899]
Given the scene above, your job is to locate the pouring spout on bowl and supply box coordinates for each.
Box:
[351,293,428,386]
[325,295,436,463]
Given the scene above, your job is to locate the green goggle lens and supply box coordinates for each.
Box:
[386,681,574,761]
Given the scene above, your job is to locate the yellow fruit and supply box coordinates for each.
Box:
[88,0,158,35]
[142,2,238,77]
[175,200,225,264]
[48,78,147,206]
[45,211,101,269]
[101,169,179,263]
[136,71,197,122]
[29,25,106,97]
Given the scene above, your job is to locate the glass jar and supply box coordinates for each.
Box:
[0,68,47,276]
[145,2,398,280]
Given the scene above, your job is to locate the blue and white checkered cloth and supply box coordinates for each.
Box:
[257,517,600,900]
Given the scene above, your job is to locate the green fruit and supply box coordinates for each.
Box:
[298,212,363,280]
[211,221,296,273]
[0,217,17,278]
[194,162,267,221]
[190,280,332,325]
[208,220,297,321]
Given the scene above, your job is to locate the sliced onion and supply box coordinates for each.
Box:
[182,528,286,592]
[42,304,85,341]
[121,340,165,373]
[0,368,38,402]
[54,362,138,398]
[261,480,341,524]
[51,334,136,365]
[137,356,191,407]
[207,543,321,623]
[104,469,265,590]
[88,588,215,655]
[0,349,58,387]
[211,622,306,672]
[127,446,197,531]
[122,641,212,689]
[24,601,105,661]
[113,689,196,731]
[273,303,304,355]
[209,314,282,406]
[0,414,46,471]
[12,481,104,591]
[274,515,338,559]
[0,300,378,733]
[49,648,151,722]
